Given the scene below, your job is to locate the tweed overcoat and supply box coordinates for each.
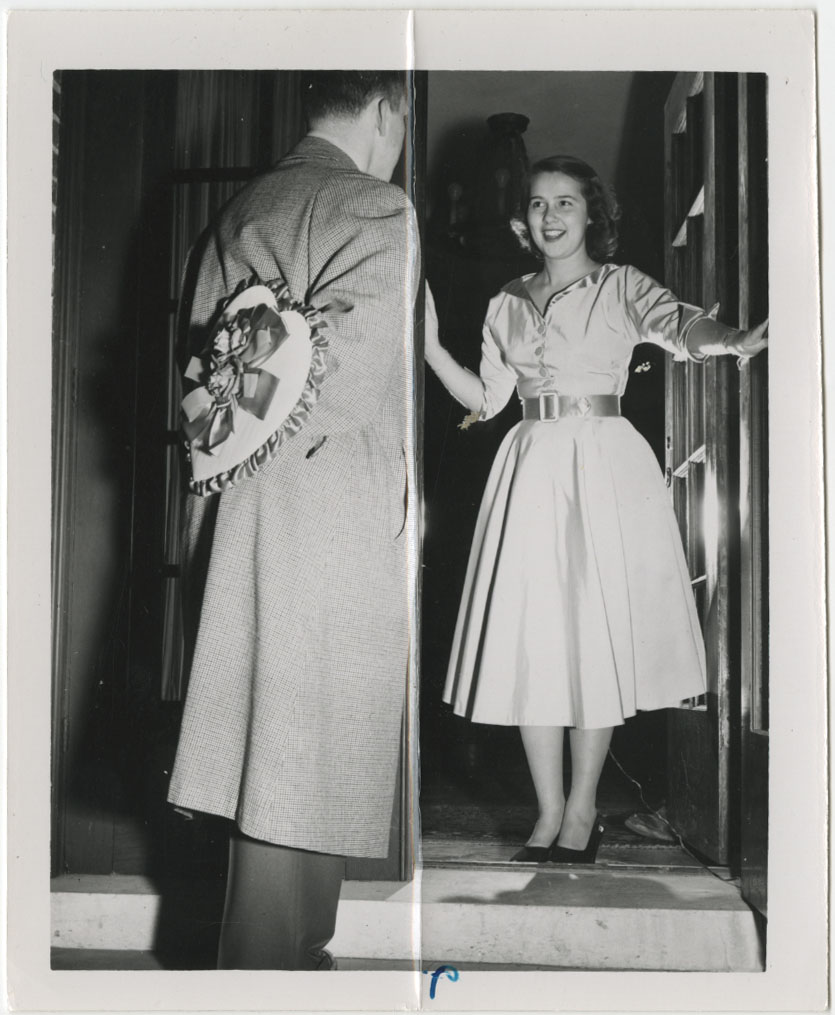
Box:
[167,137,418,858]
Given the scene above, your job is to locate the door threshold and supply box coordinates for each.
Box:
[420,834,713,871]
[419,856,735,879]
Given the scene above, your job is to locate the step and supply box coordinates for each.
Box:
[51,866,762,972]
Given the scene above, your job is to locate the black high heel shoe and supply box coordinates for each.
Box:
[510,834,560,864]
[549,815,605,864]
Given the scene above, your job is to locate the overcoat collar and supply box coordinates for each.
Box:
[285,134,361,172]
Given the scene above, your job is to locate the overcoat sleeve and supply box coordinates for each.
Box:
[303,175,419,436]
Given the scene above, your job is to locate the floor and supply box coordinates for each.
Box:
[52,860,760,972]
[418,727,706,871]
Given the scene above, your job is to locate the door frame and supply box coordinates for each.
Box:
[664,71,769,893]
[664,71,741,866]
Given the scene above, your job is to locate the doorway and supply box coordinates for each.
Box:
[420,70,677,865]
[417,70,768,898]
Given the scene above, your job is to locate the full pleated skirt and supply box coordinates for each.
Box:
[443,417,706,729]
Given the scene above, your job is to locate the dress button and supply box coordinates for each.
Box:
[534,346,543,356]
[538,367,549,377]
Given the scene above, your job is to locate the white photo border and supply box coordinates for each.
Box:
[5,7,825,1013]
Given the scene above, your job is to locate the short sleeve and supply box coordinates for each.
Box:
[477,299,518,421]
[623,264,712,362]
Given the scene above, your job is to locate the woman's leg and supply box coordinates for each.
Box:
[519,726,566,847]
[217,830,344,969]
[558,726,613,849]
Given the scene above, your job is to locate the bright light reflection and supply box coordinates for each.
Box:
[702,476,720,564]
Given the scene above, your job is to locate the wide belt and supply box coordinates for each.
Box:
[521,393,621,421]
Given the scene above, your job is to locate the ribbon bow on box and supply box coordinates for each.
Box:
[182,300,290,454]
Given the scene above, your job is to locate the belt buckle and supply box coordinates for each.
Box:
[538,391,558,421]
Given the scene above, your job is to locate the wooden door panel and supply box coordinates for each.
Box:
[667,708,722,860]
[740,729,768,914]
[665,72,738,866]
[664,71,769,891]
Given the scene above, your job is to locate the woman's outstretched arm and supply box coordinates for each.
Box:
[623,265,769,363]
[424,285,486,413]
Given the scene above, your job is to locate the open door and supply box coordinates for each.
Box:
[663,71,768,892]
[664,71,740,866]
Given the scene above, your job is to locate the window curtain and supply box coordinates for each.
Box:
[161,71,303,700]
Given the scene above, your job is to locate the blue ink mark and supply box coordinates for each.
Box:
[423,964,459,999]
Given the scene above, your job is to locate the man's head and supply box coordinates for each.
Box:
[300,71,409,182]
[300,71,407,126]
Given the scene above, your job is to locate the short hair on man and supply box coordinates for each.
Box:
[300,71,407,126]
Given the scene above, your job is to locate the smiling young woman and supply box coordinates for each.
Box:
[424,152,767,863]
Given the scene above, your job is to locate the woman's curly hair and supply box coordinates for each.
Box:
[510,155,621,262]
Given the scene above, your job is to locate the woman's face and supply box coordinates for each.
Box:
[526,171,591,261]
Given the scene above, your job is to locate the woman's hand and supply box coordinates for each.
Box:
[730,318,769,358]
[424,284,441,357]
[421,282,485,413]
[686,314,769,360]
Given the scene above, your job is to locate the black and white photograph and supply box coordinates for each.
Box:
[5,8,826,1013]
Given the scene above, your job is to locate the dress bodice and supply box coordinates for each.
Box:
[477,263,709,419]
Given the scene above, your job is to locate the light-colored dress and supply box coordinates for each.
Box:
[443,263,708,730]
